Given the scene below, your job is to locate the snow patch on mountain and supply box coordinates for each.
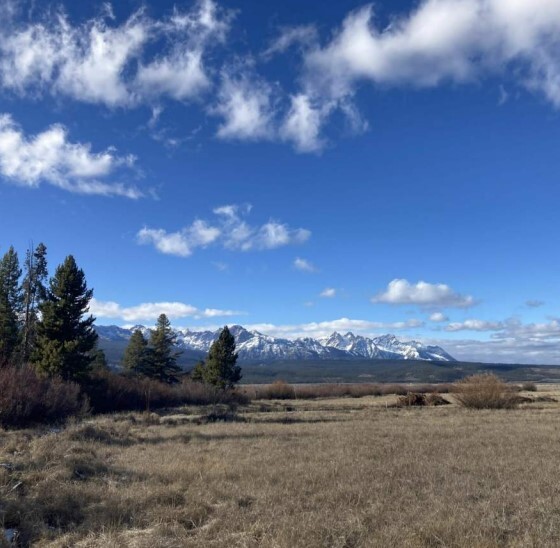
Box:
[96,324,455,362]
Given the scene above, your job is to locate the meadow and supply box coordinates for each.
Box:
[2,384,560,547]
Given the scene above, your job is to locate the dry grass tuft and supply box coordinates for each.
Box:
[453,373,518,409]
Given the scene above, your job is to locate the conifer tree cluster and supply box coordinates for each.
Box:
[122,314,182,384]
[0,244,101,381]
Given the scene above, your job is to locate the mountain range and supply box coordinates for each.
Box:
[95,324,455,363]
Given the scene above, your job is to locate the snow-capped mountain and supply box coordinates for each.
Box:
[95,324,455,362]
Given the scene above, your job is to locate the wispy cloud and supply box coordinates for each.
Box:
[320,287,336,298]
[0,113,141,197]
[372,279,476,308]
[239,317,425,339]
[0,0,232,107]
[90,297,244,322]
[526,300,545,308]
[293,257,318,273]
[445,319,504,332]
[429,312,449,322]
[137,203,310,257]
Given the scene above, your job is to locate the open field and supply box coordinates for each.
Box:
[2,385,560,547]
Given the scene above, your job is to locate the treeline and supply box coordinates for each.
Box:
[0,243,99,377]
[0,243,244,427]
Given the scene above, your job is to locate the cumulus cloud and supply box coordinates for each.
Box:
[137,203,310,257]
[372,279,476,308]
[293,257,317,273]
[0,113,141,197]
[303,0,560,107]
[320,287,336,298]
[90,297,243,322]
[0,0,232,107]
[429,312,448,322]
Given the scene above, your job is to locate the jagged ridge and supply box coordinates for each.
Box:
[95,324,455,362]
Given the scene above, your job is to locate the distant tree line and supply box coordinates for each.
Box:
[0,243,241,390]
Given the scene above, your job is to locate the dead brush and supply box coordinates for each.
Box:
[452,373,519,409]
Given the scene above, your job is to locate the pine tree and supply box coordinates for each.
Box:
[0,246,23,316]
[33,255,98,381]
[194,326,241,389]
[0,285,18,366]
[122,329,150,375]
[0,247,22,366]
[91,348,109,372]
[20,243,48,364]
[147,314,182,383]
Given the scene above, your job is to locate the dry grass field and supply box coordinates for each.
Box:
[2,385,560,547]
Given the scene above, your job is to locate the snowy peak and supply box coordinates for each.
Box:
[95,325,455,362]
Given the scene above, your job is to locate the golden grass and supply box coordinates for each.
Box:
[1,387,560,547]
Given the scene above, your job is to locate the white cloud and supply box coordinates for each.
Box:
[240,317,424,339]
[280,94,327,153]
[445,319,504,332]
[263,24,318,58]
[293,257,317,273]
[372,279,476,308]
[137,219,221,257]
[137,203,310,257]
[303,0,560,107]
[0,0,232,107]
[0,113,140,197]
[526,299,545,308]
[213,72,276,140]
[429,312,448,322]
[320,287,336,298]
[90,297,243,322]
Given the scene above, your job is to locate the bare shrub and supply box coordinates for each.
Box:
[396,393,427,407]
[0,366,86,427]
[453,374,518,409]
[425,393,450,406]
[83,371,247,414]
[521,382,538,392]
[247,382,449,400]
[258,380,297,399]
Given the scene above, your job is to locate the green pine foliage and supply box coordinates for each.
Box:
[33,255,98,381]
[20,243,48,364]
[0,247,22,366]
[194,326,242,389]
[91,348,109,372]
[146,314,182,383]
[122,329,150,375]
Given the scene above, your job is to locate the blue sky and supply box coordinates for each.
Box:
[1,0,560,363]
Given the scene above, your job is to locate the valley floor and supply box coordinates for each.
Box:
[2,387,560,547]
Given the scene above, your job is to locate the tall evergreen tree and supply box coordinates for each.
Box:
[0,285,18,366]
[0,247,22,366]
[20,243,48,363]
[33,255,97,381]
[0,246,23,316]
[122,329,150,375]
[147,314,182,383]
[193,326,241,389]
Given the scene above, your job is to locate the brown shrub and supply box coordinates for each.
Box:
[83,371,247,414]
[396,393,427,407]
[425,393,451,406]
[521,382,538,392]
[0,366,86,427]
[452,373,518,409]
[247,382,449,400]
